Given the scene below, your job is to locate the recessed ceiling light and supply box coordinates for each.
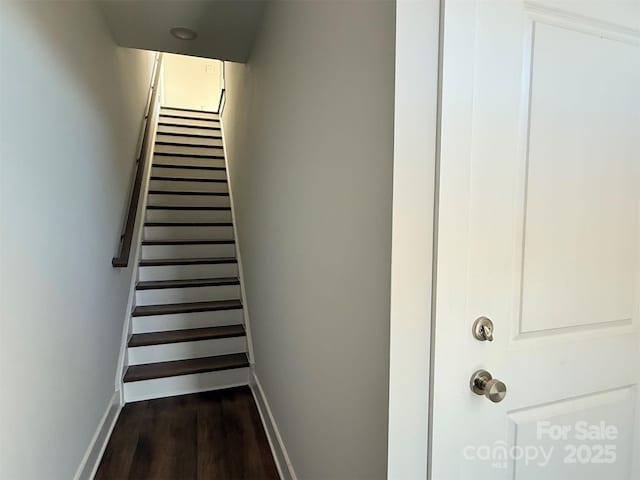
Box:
[170,27,198,41]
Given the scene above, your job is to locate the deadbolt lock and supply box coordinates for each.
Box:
[472,316,494,342]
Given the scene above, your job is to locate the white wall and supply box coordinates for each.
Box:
[222,2,395,478]
[162,53,221,111]
[0,2,154,479]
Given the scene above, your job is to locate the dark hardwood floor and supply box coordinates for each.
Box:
[95,386,280,480]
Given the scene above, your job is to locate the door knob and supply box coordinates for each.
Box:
[470,369,507,403]
[472,316,494,341]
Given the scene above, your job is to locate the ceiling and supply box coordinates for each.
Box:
[97,0,266,62]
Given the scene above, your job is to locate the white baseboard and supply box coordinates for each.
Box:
[250,370,297,480]
[73,391,121,480]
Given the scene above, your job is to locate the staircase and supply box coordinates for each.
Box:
[123,106,250,402]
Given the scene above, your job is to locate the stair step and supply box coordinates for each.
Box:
[128,324,245,348]
[154,151,225,159]
[135,278,240,304]
[123,352,249,383]
[144,222,233,227]
[156,130,222,139]
[148,190,229,196]
[159,113,220,122]
[156,141,222,149]
[146,209,231,223]
[140,257,237,267]
[144,224,233,241]
[156,134,223,148]
[127,330,246,364]
[158,121,221,131]
[137,277,240,290]
[158,116,221,129]
[142,239,234,245]
[157,127,223,141]
[152,164,225,172]
[155,143,224,157]
[140,240,235,261]
[147,205,231,211]
[132,299,242,317]
[160,109,219,121]
[153,156,226,170]
[161,106,218,115]
[149,178,228,193]
[151,166,227,181]
[138,259,238,281]
[147,194,230,208]
[150,176,227,183]
[132,309,243,334]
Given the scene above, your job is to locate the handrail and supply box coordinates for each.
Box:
[217,61,226,114]
[112,52,164,267]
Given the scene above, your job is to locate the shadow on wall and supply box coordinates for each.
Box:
[2,1,153,250]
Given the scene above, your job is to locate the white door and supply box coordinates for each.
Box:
[432,0,640,479]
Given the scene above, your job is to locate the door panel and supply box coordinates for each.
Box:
[506,387,636,479]
[520,20,639,335]
[432,1,640,479]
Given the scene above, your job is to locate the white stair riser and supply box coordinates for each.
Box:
[138,262,239,282]
[151,166,226,180]
[149,179,228,193]
[161,108,219,120]
[145,209,232,223]
[157,125,221,137]
[136,284,241,305]
[128,336,246,365]
[124,367,249,402]
[156,133,223,148]
[132,309,244,334]
[144,225,234,241]
[155,144,223,157]
[141,243,235,260]
[147,194,230,207]
[153,155,225,169]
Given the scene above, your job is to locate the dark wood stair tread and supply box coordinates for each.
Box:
[132,299,242,317]
[128,324,245,348]
[152,164,225,171]
[148,190,229,196]
[137,277,240,290]
[142,239,234,245]
[124,353,249,383]
[146,206,231,211]
[156,141,222,149]
[150,176,227,183]
[154,152,225,159]
[146,206,231,212]
[159,113,221,122]
[139,257,237,267]
[144,222,233,227]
